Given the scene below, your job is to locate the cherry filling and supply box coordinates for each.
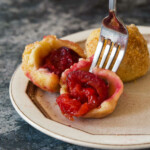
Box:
[57,70,109,120]
[41,47,80,77]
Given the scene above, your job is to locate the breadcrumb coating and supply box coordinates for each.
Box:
[85,24,149,82]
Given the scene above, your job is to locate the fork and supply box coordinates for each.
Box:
[89,0,128,73]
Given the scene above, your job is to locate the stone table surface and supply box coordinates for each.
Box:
[0,0,150,149]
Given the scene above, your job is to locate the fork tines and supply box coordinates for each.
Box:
[89,25,128,73]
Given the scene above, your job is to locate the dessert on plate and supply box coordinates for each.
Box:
[21,25,149,120]
[22,35,85,92]
[85,24,149,82]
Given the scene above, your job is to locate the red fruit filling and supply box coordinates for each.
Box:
[41,47,80,77]
[57,70,109,120]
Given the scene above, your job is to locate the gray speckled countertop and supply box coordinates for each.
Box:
[0,0,150,149]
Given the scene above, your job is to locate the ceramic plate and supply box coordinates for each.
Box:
[9,26,150,149]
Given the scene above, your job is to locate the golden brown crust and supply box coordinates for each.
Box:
[22,35,85,92]
[85,24,149,82]
[60,58,123,118]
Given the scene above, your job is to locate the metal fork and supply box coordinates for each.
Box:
[89,0,128,73]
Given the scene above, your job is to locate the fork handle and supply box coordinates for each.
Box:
[109,0,116,12]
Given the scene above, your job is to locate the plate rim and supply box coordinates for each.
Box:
[9,26,150,149]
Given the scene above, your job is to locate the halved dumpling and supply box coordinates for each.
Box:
[57,58,123,119]
[22,35,85,92]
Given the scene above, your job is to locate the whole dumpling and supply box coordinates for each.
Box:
[85,24,149,82]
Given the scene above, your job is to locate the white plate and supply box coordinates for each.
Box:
[10,26,150,149]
